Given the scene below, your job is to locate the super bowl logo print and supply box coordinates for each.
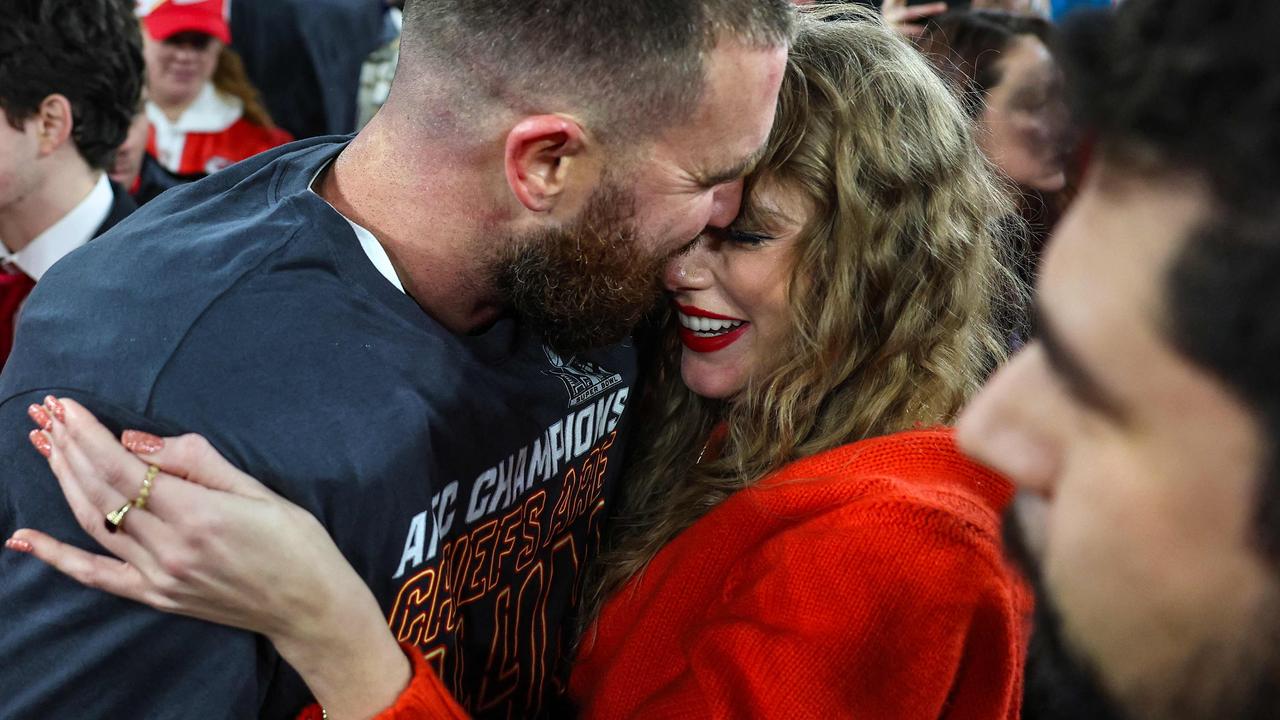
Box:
[542,345,623,406]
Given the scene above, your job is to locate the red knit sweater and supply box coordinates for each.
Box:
[302,429,1030,719]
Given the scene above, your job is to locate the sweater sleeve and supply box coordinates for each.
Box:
[296,642,472,720]
[628,502,1026,720]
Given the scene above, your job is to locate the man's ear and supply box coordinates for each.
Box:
[503,115,589,213]
[34,94,75,157]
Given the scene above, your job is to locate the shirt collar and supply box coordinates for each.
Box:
[1,173,113,280]
[307,162,406,294]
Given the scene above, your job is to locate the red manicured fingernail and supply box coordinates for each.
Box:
[27,404,52,431]
[29,429,52,459]
[43,396,66,423]
[5,538,33,554]
[121,430,165,455]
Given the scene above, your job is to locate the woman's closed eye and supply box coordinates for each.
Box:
[725,228,774,247]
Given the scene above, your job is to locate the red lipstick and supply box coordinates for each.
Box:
[675,303,750,353]
[677,304,742,321]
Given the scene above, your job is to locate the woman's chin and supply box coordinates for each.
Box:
[680,356,746,401]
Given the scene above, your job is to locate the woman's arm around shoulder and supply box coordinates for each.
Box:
[296,641,471,720]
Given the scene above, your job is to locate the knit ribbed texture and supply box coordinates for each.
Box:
[570,428,1029,719]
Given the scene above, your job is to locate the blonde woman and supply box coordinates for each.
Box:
[11,7,1028,719]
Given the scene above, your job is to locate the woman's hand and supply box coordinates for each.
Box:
[9,397,410,720]
[881,0,948,37]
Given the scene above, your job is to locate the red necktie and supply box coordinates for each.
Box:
[0,263,36,367]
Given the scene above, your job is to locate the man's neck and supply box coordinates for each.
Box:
[0,160,99,255]
[317,119,508,334]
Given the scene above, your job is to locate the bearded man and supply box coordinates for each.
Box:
[0,0,791,717]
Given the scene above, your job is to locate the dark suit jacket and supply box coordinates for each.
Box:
[96,181,137,238]
[229,0,386,139]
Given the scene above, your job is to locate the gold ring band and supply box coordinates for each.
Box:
[133,465,158,511]
[103,465,159,534]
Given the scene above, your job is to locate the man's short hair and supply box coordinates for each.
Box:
[398,0,794,142]
[0,0,145,171]
[1059,0,1280,558]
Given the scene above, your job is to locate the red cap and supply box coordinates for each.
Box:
[141,0,231,45]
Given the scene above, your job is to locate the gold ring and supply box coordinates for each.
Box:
[132,465,158,511]
[104,502,132,533]
[103,465,158,534]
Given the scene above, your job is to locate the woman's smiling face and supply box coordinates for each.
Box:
[145,31,221,110]
[664,179,809,400]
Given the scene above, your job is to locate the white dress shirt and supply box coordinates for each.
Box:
[0,172,113,281]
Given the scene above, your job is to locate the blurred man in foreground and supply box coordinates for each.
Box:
[959,1,1280,718]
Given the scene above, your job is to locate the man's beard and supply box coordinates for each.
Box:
[493,180,667,356]
[1006,507,1280,720]
[1003,510,1129,720]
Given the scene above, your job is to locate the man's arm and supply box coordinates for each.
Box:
[0,391,290,720]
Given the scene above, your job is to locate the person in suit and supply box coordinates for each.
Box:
[228,0,387,139]
[0,0,146,367]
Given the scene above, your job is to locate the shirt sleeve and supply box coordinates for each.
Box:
[626,502,1027,720]
[0,390,279,719]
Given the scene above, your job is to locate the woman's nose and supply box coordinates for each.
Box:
[664,244,712,292]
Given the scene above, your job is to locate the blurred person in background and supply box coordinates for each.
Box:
[832,0,1050,34]
[12,8,1030,719]
[918,11,1071,306]
[959,1,1280,719]
[111,90,205,206]
[919,12,1069,197]
[880,0,951,36]
[0,0,144,368]
[109,98,150,197]
[357,3,404,130]
[139,0,291,189]
[975,0,1050,14]
[229,0,389,139]
[106,94,177,206]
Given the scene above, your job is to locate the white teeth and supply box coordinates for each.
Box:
[678,312,745,335]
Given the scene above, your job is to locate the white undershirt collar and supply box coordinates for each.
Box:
[308,162,405,294]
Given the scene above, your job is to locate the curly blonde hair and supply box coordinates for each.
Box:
[581,5,1019,629]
